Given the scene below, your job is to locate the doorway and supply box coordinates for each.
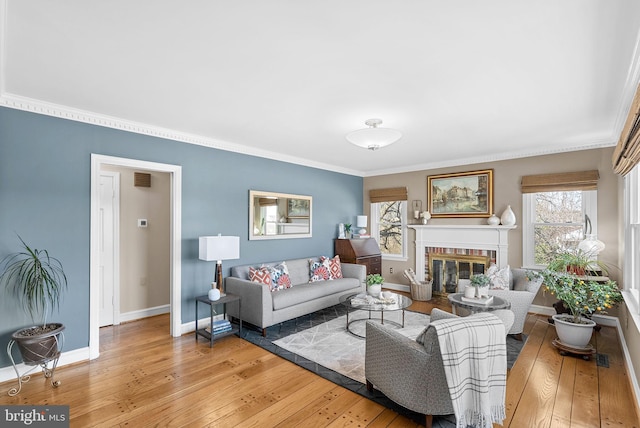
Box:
[90,154,182,360]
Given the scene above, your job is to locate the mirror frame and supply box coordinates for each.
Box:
[249,190,313,240]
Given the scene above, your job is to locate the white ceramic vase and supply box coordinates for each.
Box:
[487,214,500,225]
[368,284,381,297]
[500,205,516,226]
[552,314,596,349]
[208,288,221,301]
[464,285,476,298]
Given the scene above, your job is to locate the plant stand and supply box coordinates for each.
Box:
[6,332,64,396]
[552,338,596,360]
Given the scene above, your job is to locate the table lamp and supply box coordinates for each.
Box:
[199,234,240,295]
[356,215,367,235]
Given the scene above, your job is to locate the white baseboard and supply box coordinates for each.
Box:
[119,304,170,323]
[181,314,225,335]
[528,304,556,317]
[381,282,409,293]
[0,346,90,383]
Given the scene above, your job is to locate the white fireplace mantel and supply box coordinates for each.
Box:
[408,224,516,282]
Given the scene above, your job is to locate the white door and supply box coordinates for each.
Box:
[99,172,119,327]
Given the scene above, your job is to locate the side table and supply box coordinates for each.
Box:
[195,293,242,347]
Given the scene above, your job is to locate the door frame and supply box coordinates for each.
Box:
[90,154,182,360]
[99,170,121,327]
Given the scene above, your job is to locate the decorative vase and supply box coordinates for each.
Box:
[500,205,516,226]
[368,284,381,297]
[487,214,500,226]
[552,314,596,349]
[476,285,489,298]
[208,288,221,301]
[464,285,476,298]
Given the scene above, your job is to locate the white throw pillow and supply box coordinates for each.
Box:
[487,264,510,290]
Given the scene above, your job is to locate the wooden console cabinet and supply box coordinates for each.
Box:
[335,238,382,276]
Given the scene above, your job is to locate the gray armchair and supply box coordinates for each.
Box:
[365,308,514,428]
[487,268,542,339]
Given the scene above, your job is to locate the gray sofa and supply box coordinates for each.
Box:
[226,257,366,336]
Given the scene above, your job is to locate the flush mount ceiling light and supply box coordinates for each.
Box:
[346,118,402,151]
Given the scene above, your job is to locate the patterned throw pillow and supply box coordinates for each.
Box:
[309,258,331,282]
[249,266,272,286]
[268,262,292,291]
[321,255,343,279]
[487,264,511,290]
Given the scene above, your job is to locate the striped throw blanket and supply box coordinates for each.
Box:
[431,313,507,428]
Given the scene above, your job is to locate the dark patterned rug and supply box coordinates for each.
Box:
[240,304,525,427]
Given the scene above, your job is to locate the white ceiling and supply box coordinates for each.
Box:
[2,0,640,176]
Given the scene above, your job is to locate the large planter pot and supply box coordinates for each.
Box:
[552,314,595,349]
[11,323,65,365]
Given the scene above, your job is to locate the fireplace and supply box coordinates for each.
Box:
[408,224,514,293]
[428,250,494,295]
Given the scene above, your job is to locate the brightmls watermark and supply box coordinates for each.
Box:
[1,406,69,427]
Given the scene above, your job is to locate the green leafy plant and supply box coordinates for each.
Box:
[344,224,352,233]
[546,249,609,276]
[366,273,385,287]
[470,274,490,287]
[0,236,67,326]
[541,269,622,323]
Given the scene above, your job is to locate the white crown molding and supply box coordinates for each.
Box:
[363,137,617,177]
[0,92,365,177]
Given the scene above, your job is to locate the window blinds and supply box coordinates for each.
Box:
[520,170,599,193]
[613,82,640,176]
[369,187,408,202]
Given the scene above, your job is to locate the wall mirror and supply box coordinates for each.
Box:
[249,190,312,240]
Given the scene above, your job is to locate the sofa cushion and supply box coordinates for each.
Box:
[271,278,359,310]
[487,264,511,290]
[249,266,271,286]
[309,258,331,282]
[269,262,292,291]
[323,255,343,279]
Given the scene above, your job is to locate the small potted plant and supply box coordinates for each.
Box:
[344,223,352,239]
[0,236,67,371]
[541,269,622,348]
[546,249,608,276]
[470,273,490,297]
[366,273,384,297]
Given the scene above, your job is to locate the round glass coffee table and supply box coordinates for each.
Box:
[447,293,510,315]
[339,292,413,338]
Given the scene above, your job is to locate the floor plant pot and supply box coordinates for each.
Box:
[11,323,65,365]
[552,314,595,349]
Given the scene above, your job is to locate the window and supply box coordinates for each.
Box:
[522,190,597,268]
[371,200,407,260]
[624,165,640,314]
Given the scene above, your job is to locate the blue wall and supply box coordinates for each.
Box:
[0,106,363,367]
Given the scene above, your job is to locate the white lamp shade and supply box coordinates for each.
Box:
[346,127,402,150]
[199,235,240,261]
[356,215,368,228]
[577,234,605,257]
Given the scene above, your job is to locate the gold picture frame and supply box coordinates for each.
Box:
[427,169,493,218]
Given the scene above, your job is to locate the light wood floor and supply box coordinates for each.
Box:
[0,295,638,427]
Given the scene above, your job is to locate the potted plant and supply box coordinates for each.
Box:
[470,273,490,297]
[344,223,352,239]
[366,273,384,297]
[546,249,608,276]
[541,269,622,349]
[0,236,67,368]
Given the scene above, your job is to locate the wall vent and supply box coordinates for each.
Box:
[134,172,151,187]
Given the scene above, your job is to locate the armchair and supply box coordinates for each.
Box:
[486,268,542,339]
[365,308,514,428]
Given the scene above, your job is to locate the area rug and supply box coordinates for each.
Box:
[240,304,525,427]
[273,310,429,383]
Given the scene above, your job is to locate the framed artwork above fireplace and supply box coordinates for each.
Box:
[427,169,493,218]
